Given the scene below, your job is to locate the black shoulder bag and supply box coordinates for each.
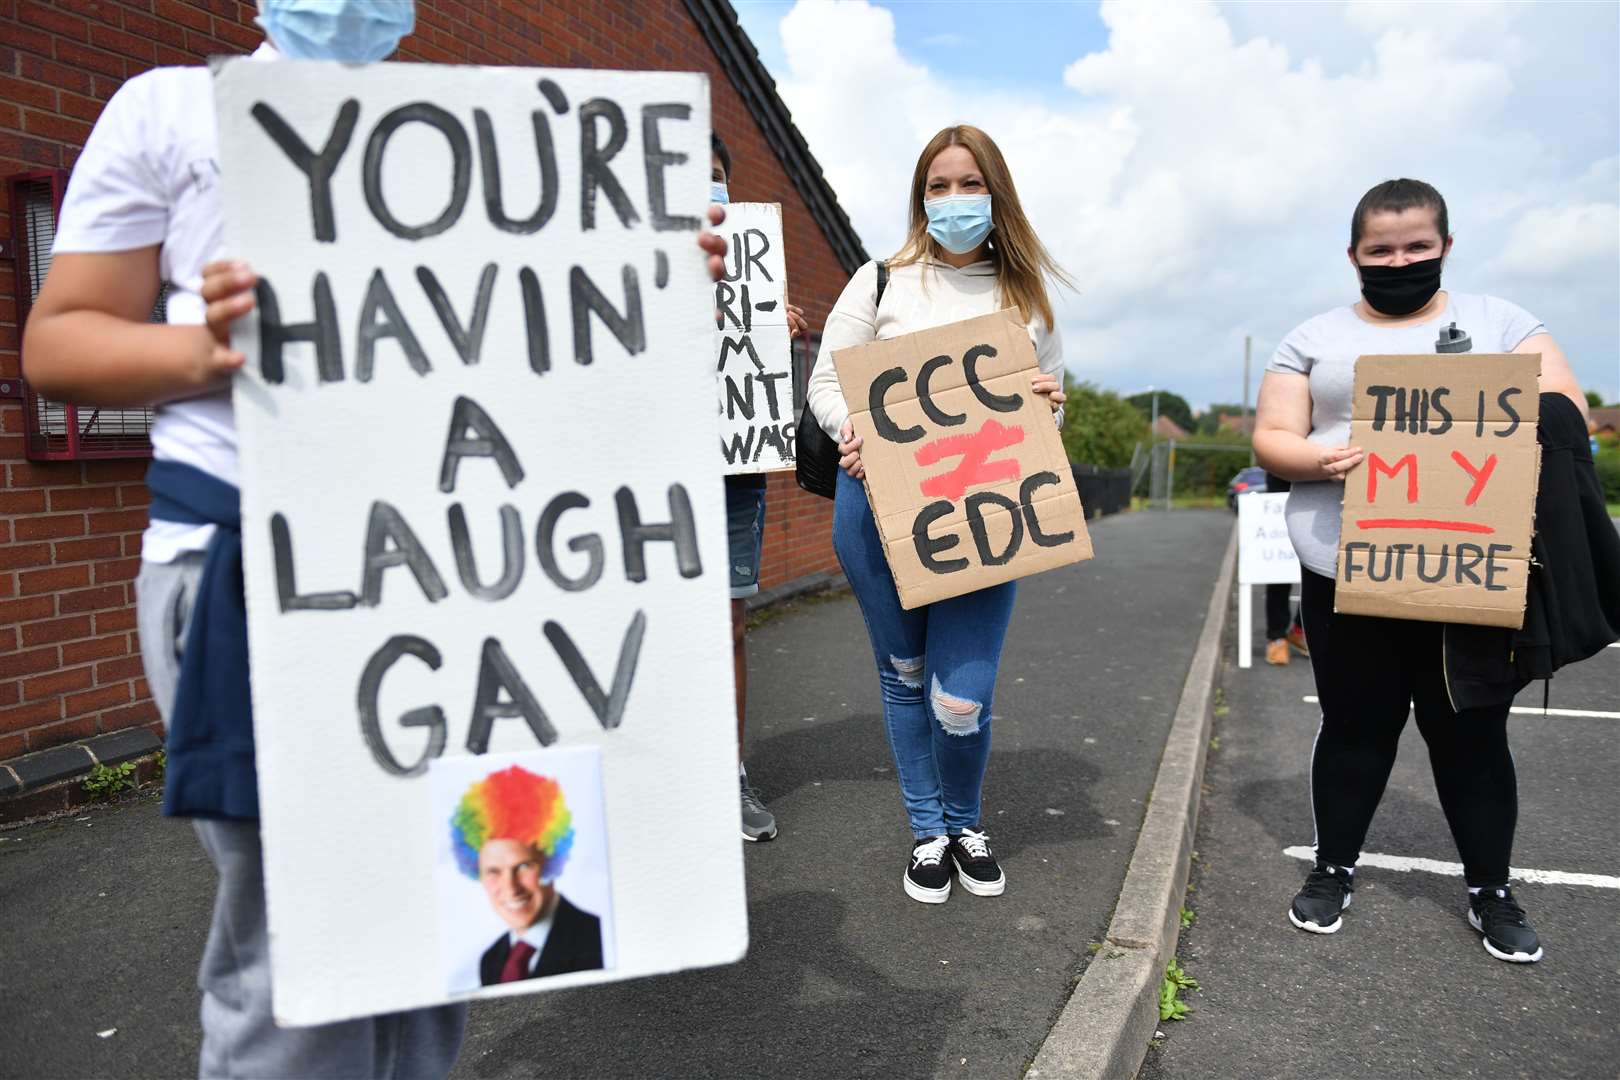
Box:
[794,261,888,499]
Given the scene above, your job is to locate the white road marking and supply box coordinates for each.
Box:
[1282,846,1620,889]
[1299,695,1620,720]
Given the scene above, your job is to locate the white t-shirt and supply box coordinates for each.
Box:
[1264,291,1546,577]
[52,46,275,562]
[806,258,1065,441]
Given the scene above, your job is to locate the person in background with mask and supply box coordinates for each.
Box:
[21,2,731,1075]
[806,125,1070,904]
[1253,178,1587,963]
[710,134,809,842]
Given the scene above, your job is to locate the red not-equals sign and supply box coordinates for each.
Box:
[915,418,1025,501]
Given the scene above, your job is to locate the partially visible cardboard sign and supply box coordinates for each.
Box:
[1238,491,1299,585]
[834,309,1092,609]
[714,202,793,473]
[1337,353,1540,627]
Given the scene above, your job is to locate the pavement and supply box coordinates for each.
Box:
[1141,574,1620,1080]
[0,508,1234,1080]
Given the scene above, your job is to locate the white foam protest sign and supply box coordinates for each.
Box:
[1236,490,1300,668]
[714,201,793,472]
[214,59,745,1025]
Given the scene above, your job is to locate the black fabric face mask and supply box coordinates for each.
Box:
[1358,257,1443,316]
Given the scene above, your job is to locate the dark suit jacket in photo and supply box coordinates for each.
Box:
[479,895,604,985]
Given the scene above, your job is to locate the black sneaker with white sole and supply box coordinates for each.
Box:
[905,835,952,904]
[1288,860,1354,934]
[949,828,1006,896]
[1468,886,1543,963]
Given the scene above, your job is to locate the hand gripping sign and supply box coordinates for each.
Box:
[714,202,794,473]
[1336,353,1540,627]
[214,59,745,1025]
[833,309,1093,609]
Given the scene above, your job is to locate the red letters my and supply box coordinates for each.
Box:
[915,418,1025,501]
[1366,452,1418,504]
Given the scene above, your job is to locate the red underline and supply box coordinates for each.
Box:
[1355,518,1496,535]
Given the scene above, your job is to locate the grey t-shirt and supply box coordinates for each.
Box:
[1265,292,1545,578]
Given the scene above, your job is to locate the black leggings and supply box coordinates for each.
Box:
[1299,570,1517,887]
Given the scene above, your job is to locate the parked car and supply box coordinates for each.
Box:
[1226,466,1268,511]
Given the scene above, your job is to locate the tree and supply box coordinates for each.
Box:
[1587,389,1606,409]
[1196,403,1246,436]
[1062,378,1149,468]
[1126,390,1194,435]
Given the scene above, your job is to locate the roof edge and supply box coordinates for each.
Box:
[683,0,870,276]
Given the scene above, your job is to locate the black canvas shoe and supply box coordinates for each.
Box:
[1288,860,1354,934]
[1468,886,1543,963]
[949,829,1006,896]
[905,836,952,904]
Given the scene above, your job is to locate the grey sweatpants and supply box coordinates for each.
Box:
[138,555,467,1079]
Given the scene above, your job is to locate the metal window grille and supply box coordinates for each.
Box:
[10,170,160,460]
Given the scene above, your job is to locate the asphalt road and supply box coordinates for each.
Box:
[0,508,1234,1080]
[1142,581,1620,1080]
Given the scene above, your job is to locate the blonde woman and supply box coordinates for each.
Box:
[806,125,1071,904]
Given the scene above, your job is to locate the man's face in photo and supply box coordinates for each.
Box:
[478,838,553,932]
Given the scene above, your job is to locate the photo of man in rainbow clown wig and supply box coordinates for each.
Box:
[451,765,604,984]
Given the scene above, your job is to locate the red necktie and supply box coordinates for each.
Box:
[498,940,536,983]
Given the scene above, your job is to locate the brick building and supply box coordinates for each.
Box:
[0,0,865,798]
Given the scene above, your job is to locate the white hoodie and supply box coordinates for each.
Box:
[806,258,1065,442]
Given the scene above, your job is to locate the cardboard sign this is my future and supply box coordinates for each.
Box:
[834,309,1092,609]
[1337,353,1540,627]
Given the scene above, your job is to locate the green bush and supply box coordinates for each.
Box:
[1595,444,1620,505]
[1061,379,1148,469]
[1169,431,1252,496]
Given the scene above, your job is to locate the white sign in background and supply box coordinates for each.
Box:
[214,60,744,1024]
[1237,490,1301,669]
[1237,491,1299,585]
[713,201,793,473]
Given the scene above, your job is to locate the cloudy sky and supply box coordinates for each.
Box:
[733,0,1619,410]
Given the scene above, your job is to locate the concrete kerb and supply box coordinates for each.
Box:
[1028,520,1237,1080]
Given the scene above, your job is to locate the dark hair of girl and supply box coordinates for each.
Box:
[711,134,732,181]
[1350,178,1448,249]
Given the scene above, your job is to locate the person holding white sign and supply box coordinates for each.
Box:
[21,3,736,1073]
[1262,473,1307,666]
[711,134,809,843]
[1253,178,1587,964]
[806,125,1071,904]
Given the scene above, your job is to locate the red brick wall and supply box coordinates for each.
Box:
[0,0,847,761]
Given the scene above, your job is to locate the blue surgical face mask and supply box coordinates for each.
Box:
[257,0,416,62]
[710,182,730,206]
[925,194,993,254]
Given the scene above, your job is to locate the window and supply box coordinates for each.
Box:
[10,169,160,460]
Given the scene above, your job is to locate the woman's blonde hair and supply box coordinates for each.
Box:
[889,124,1073,330]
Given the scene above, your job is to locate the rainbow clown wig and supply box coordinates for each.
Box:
[450,765,575,884]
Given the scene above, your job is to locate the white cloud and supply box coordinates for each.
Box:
[1487,202,1620,278]
[768,0,1620,406]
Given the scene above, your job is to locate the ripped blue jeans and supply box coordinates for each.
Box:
[832,470,1017,838]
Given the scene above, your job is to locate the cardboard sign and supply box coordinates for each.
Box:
[714,202,794,473]
[833,309,1092,609]
[214,59,745,1025]
[1336,353,1540,627]
[1238,491,1300,585]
